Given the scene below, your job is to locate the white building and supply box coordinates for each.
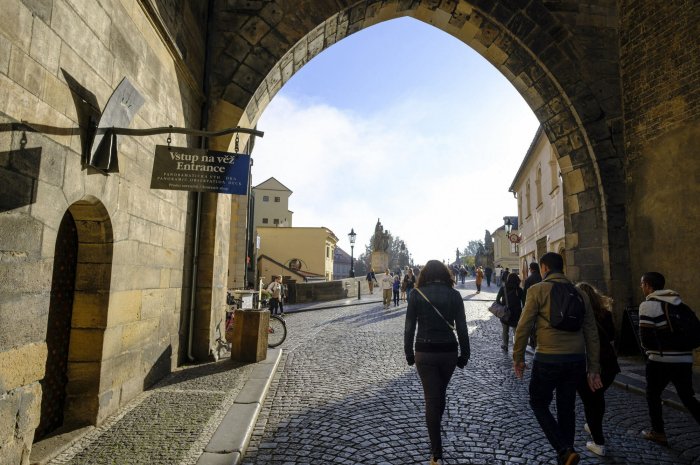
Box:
[509,127,565,277]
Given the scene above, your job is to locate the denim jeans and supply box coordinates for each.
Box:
[646,360,700,432]
[529,359,586,454]
[415,351,457,459]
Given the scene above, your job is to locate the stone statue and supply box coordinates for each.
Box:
[372,219,390,252]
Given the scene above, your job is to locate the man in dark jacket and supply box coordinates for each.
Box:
[523,262,542,297]
[639,271,700,446]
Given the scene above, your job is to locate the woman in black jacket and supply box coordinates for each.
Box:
[404,260,470,465]
[575,282,620,457]
[496,273,525,351]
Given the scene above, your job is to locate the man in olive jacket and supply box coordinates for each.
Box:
[512,252,602,465]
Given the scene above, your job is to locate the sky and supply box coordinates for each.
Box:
[250,17,539,265]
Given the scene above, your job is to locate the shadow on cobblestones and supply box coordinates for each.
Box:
[153,358,251,390]
[243,300,700,465]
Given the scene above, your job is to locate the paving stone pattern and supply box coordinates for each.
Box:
[243,283,700,465]
[50,360,256,465]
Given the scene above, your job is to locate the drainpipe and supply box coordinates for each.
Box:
[187,192,202,362]
[187,0,215,361]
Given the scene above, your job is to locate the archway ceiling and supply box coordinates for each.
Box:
[207,0,624,206]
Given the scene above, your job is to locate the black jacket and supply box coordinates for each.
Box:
[523,271,542,296]
[496,286,525,326]
[404,282,470,360]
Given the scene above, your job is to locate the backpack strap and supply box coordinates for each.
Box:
[413,288,455,332]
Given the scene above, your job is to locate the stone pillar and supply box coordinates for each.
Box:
[370,252,389,274]
[230,310,269,362]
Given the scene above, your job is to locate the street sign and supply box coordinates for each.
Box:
[150,145,250,194]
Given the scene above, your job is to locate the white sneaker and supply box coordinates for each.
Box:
[584,423,591,435]
[586,441,606,456]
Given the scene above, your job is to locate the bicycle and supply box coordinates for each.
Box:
[213,316,232,361]
[223,293,287,350]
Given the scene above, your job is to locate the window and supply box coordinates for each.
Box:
[262,195,269,202]
[536,165,543,206]
[262,218,268,224]
[326,246,330,258]
[549,152,559,193]
[274,196,280,202]
[526,180,532,217]
[273,218,279,225]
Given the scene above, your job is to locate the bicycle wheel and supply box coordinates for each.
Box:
[267,315,287,348]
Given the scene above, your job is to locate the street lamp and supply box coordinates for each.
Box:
[504,217,521,243]
[348,228,357,277]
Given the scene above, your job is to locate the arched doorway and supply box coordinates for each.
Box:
[35,197,113,441]
[206,0,629,304]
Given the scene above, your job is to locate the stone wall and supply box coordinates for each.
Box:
[0,1,207,462]
[620,0,700,362]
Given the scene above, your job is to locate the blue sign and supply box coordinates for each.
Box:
[150,145,250,194]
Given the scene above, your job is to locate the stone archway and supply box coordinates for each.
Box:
[200,0,629,322]
[36,196,113,439]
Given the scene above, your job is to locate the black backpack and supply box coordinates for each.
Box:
[662,302,700,351]
[547,282,586,331]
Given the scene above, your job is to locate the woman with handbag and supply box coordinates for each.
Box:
[496,273,525,351]
[404,260,470,465]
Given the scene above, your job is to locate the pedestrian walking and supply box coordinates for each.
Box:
[475,266,484,293]
[367,268,378,294]
[459,265,467,284]
[494,265,503,286]
[380,268,393,309]
[639,271,700,446]
[404,260,470,465]
[574,282,620,457]
[501,267,510,287]
[400,270,408,302]
[512,252,602,465]
[496,273,525,351]
[523,262,542,299]
[266,275,282,316]
[393,275,401,307]
[484,266,492,287]
[278,280,287,315]
[404,268,416,300]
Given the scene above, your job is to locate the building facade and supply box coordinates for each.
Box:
[333,247,352,279]
[257,227,338,282]
[510,128,565,278]
[251,177,293,229]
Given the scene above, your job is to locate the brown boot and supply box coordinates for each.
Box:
[642,429,669,446]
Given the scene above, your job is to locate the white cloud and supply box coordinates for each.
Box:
[251,88,538,265]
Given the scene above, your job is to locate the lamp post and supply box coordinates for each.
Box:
[348,228,356,278]
[504,217,521,243]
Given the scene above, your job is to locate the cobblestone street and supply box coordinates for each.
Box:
[243,283,700,465]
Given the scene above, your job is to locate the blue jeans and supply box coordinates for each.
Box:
[529,359,586,455]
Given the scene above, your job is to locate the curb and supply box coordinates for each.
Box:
[286,298,382,313]
[612,376,693,413]
[196,348,283,465]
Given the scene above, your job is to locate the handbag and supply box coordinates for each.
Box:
[488,288,510,320]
